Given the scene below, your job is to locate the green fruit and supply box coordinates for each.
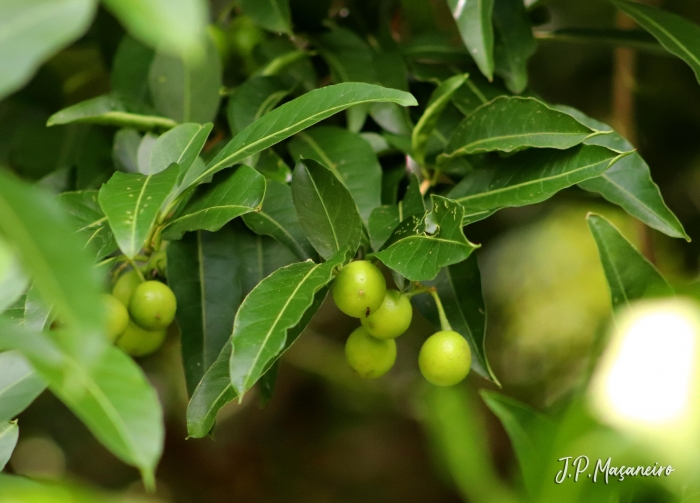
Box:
[344,326,396,379]
[116,322,166,357]
[103,294,128,342]
[418,331,471,386]
[112,270,142,306]
[361,289,412,339]
[332,261,386,318]
[129,281,177,330]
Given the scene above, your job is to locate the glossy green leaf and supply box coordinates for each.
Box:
[0,170,102,336]
[412,74,469,165]
[288,126,382,223]
[162,166,265,241]
[0,351,45,423]
[57,191,118,260]
[448,145,623,215]
[102,0,207,60]
[111,35,155,114]
[191,83,417,189]
[315,28,376,84]
[0,241,28,314]
[451,73,507,116]
[368,175,424,251]
[291,159,363,260]
[587,214,673,309]
[47,96,177,131]
[493,0,536,94]
[230,250,346,396]
[0,0,96,101]
[0,320,164,485]
[227,76,292,137]
[374,195,478,282]
[254,149,292,184]
[443,97,599,158]
[149,123,212,176]
[447,0,495,80]
[0,421,18,471]
[481,391,555,496]
[611,0,700,85]
[98,164,179,258]
[242,180,315,260]
[148,36,222,124]
[556,105,689,241]
[239,0,292,34]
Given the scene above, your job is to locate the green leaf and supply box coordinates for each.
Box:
[451,73,508,116]
[611,0,700,85]
[291,159,363,260]
[448,145,623,215]
[148,36,222,124]
[0,320,164,485]
[368,175,424,251]
[0,241,28,314]
[0,351,45,423]
[239,0,292,35]
[113,129,142,173]
[254,149,292,184]
[374,195,478,282]
[24,284,55,332]
[555,105,689,241]
[493,0,536,94]
[57,191,118,261]
[413,255,497,382]
[288,126,382,223]
[227,76,292,137]
[315,28,376,84]
[98,164,180,258]
[102,0,207,60]
[443,97,599,158]
[481,391,555,497]
[534,28,665,54]
[149,123,212,176]
[47,96,177,131]
[0,421,18,471]
[0,170,103,336]
[111,35,155,113]
[412,74,469,165]
[242,180,315,260]
[587,214,673,309]
[447,0,495,80]
[191,83,417,188]
[162,166,265,241]
[0,0,96,100]
[187,343,234,437]
[230,250,346,396]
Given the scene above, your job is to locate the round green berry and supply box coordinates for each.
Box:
[332,260,386,318]
[103,294,128,342]
[129,281,177,331]
[112,270,142,307]
[418,330,471,386]
[361,289,412,339]
[344,326,396,379]
[116,322,166,357]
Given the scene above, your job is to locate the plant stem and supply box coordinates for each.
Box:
[128,258,146,282]
[430,290,452,331]
[405,284,434,299]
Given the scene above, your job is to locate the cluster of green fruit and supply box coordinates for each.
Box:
[103,270,177,357]
[332,261,472,386]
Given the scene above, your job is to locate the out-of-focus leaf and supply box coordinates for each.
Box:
[447,0,495,80]
[451,73,508,116]
[0,320,164,486]
[149,123,212,177]
[189,83,417,188]
[47,96,177,130]
[448,145,623,216]
[0,170,103,337]
[0,0,96,101]
[368,175,424,251]
[535,28,665,54]
[374,195,478,282]
[136,133,158,175]
[254,149,292,183]
[443,97,599,158]
[587,214,673,309]
[315,28,375,84]
[162,166,265,240]
[243,180,315,260]
[288,126,382,223]
[0,421,18,471]
[227,76,292,136]
[98,164,179,258]
[57,191,118,260]
[493,0,536,94]
[0,240,28,314]
[291,159,362,260]
[230,250,346,396]
[0,351,45,423]
[402,33,469,64]
[24,284,55,332]
[111,35,155,113]
[239,0,292,34]
[148,36,222,124]
[113,129,142,173]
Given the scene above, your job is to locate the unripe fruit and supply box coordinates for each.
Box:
[344,326,396,379]
[332,261,386,318]
[129,281,177,331]
[103,294,128,342]
[112,270,142,306]
[361,289,412,339]
[116,322,166,357]
[418,331,471,386]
